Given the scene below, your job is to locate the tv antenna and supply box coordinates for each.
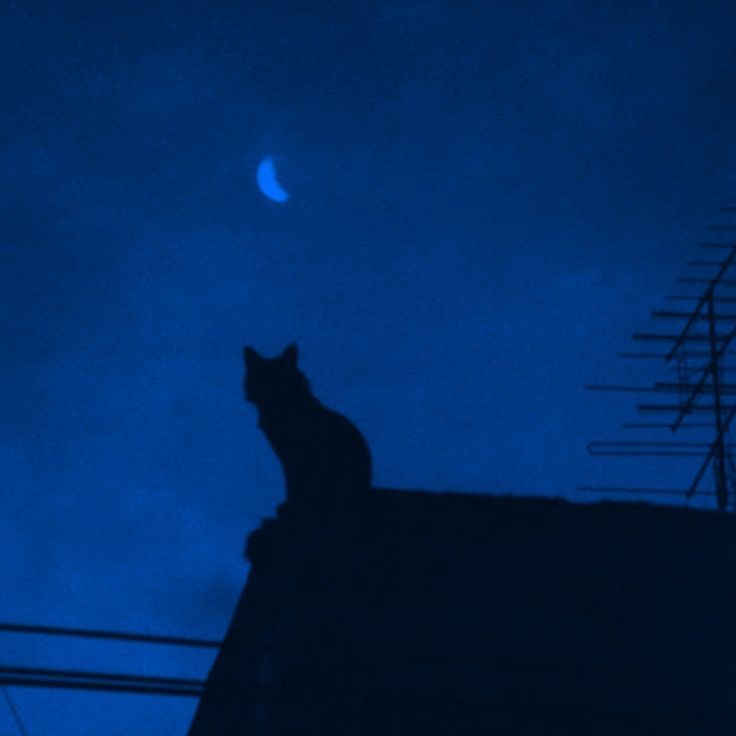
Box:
[583,209,736,511]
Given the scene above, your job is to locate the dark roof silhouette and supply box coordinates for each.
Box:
[189,489,736,735]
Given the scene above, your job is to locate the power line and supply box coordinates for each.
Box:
[0,676,202,699]
[0,665,204,689]
[0,622,220,649]
[2,687,29,736]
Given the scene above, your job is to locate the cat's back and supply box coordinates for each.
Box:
[309,401,372,481]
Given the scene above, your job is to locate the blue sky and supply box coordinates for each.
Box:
[2,0,736,732]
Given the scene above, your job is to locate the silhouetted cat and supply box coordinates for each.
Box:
[243,344,372,508]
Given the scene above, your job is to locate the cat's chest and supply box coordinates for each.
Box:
[258,406,326,444]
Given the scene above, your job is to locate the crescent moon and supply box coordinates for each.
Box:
[256,157,290,203]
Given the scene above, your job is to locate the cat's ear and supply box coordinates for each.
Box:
[243,346,260,367]
[281,343,298,366]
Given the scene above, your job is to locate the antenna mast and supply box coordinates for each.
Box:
[584,210,736,511]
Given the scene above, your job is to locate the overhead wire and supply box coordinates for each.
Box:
[2,686,29,736]
[0,664,204,689]
[0,622,220,649]
[0,676,201,699]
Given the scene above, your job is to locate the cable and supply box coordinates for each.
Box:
[2,687,29,736]
[0,665,205,689]
[0,622,220,649]
[0,676,201,698]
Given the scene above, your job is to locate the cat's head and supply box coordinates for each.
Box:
[243,343,310,406]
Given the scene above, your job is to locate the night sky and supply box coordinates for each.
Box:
[3,0,736,732]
